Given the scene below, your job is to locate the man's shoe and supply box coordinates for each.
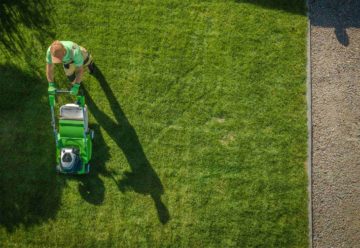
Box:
[88,62,95,74]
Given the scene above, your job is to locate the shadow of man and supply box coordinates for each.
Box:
[83,65,170,224]
[75,124,109,205]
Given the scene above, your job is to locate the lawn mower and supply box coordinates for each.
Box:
[48,89,94,174]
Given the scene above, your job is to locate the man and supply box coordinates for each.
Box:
[46,40,94,95]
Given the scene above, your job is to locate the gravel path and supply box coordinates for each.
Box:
[310,1,360,247]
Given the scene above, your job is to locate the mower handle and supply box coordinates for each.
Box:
[55,89,71,94]
[50,89,85,107]
[55,89,84,95]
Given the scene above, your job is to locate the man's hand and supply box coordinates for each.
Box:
[70,83,80,96]
[48,82,57,95]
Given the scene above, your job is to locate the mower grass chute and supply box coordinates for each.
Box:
[48,89,94,174]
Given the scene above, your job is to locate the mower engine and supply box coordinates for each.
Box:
[59,148,81,173]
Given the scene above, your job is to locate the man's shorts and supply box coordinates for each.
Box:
[63,46,93,81]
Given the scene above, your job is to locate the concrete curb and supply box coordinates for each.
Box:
[306,1,313,247]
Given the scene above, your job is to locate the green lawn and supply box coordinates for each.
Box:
[0,0,308,247]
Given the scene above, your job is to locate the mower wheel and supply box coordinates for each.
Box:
[85,164,90,174]
[90,129,95,140]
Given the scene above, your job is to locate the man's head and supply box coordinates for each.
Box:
[50,40,66,63]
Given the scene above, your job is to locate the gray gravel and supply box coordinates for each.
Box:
[310,0,360,247]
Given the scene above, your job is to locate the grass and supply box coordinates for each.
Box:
[0,0,308,247]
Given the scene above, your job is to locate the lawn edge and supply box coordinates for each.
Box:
[306,0,313,247]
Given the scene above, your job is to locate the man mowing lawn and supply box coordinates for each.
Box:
[46,40,95,95]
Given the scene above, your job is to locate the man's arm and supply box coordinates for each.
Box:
[46,63,54,82]
[46,63,57,94]
[70,66,83,95]
[73,66,84,84]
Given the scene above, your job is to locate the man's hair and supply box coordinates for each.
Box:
[50,40,65,57]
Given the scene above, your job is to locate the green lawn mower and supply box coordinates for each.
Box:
[48,89,94,174]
